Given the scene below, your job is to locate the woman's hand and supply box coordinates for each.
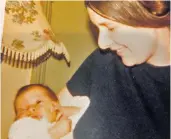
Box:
[60,106,80,117]
[48,118,72,139]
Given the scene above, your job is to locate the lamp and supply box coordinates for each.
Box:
[1,1,70,68]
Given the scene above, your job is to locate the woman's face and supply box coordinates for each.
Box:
[87,8,158,66]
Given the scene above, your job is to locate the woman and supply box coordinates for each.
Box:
[58,1,170,139]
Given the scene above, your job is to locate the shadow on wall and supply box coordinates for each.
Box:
[31,1,98,92]
[31,32,97,93]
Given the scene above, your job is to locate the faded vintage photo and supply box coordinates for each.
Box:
[1,1,170,139]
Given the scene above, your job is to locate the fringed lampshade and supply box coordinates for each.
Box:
[1,1,70,69]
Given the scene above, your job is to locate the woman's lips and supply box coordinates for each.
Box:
[116,47,125,54]
[111,45,127,53]
[110,40,127,52]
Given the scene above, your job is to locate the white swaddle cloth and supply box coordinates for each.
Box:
[8,96,90,139]
[8,117,52,139]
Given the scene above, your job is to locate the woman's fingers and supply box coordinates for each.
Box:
[49,119,72,139]
[55,111,63,121]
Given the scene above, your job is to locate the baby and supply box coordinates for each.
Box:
[8,84,80,139]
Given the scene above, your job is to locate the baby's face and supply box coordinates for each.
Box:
[15,87,60,122]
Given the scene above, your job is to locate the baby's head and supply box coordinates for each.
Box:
[14,84,60,123]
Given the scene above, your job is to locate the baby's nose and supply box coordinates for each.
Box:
[28,110,42,119]
[29,107,36,112]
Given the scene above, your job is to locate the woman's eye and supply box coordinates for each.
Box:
[108,28,115,31]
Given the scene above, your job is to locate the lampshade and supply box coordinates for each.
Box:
[1,1,70,68]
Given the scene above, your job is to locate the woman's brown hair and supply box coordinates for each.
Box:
[85,1,170,28]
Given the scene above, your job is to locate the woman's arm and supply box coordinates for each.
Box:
[57,86,76,106]
[57,86,90,108]
[60,106,80,117]
[48,119,72,139]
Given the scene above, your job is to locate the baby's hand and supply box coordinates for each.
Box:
[49,118,72,139]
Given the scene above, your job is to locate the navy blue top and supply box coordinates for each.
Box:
[67,49,170,139]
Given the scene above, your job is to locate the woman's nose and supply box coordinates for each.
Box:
[98,27,113,49]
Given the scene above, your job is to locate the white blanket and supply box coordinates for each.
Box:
[8,117,52,139]
[8,97,90,139]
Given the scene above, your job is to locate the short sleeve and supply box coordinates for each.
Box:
[66,49,98,97]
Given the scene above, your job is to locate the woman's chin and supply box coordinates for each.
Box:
[122,58,136,67]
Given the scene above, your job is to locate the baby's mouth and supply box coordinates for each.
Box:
[31,115,42,119]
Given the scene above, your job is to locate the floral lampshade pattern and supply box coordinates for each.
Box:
[1,1,70,68]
